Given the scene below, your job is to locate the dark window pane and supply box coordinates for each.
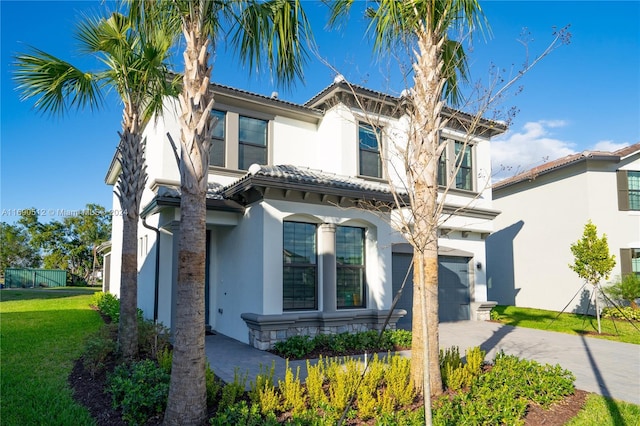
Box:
[438,151,447,186]
[283,222,317,311]
[239,116,267,169]
[239,144,267,170]
[359,123,381,177]
[209,110,226,167]
[454,142,472,190]
[239,116,267,146]
[336,226,365,308]
[360,150,381,178]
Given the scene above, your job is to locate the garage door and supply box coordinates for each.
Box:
[438,256,471,322]
[391,253,471,329]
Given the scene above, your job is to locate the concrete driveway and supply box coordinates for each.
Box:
[205,321,640,405]
[439,321,640,405]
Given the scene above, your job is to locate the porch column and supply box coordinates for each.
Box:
[320,223,337,312]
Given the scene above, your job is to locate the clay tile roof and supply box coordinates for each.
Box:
[224,164,399,197]
[493,142,640,190]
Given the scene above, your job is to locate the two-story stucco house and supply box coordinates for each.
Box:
[104,79,505,349]
[487,143,640,313]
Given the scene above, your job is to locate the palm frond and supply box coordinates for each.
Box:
[13,47,103,115]
[231,0,312,88]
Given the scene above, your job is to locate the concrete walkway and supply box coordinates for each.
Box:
[205,321,640,405]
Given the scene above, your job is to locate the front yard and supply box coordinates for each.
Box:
[1,290,639,425]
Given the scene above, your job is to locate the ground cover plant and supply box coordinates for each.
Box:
[490,305,640,345]
[0,288,103,425]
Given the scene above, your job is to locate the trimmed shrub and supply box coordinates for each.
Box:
[107,359,170,426]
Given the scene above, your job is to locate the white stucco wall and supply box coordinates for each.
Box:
[107,191,124,297]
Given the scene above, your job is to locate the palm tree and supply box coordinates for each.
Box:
[328,0,487,403]
[131,1,311,424]
[14,10,178,360]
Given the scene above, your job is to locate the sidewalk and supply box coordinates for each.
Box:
[205,321,640,404]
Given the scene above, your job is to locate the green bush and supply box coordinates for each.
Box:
[602,306,640,321]
[385,328,412,348]
[107,359,170,426]
[91,292,120,322]
[218,368,248,411]
[209,401,279,426]
[82,323,117,377]
[272,329,411,359]
[273,335,315,359]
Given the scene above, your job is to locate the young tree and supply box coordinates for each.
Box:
[570,220,616,333]
[132,2,312,424]
[14,10,177,360]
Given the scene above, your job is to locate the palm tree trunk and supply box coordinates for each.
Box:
[408,30,447,398]
[116,125,146,361]
[119,214,138,359]
[164,18,213,426]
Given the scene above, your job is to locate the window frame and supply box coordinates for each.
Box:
[336,225,366,309]
[283,221,318,311]
[358,122,383,178]
[238,115,268,170]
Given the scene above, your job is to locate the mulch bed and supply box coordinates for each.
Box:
[68,354,589,426]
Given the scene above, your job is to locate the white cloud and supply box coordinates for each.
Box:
[590,140,630,152]
[491,120,575,181]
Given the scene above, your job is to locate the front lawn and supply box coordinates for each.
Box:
[0,288,103,426]
[491,305,640,345]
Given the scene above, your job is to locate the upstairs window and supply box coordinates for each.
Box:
[438,138,475,191]
[359,123,382,178]
[454,141,473,191]
[209,109,226,167]
[336,226,366,309]
[438,149,447,186]
[618,170,640,211]
[239,116,267,170]
[283,222,317,311]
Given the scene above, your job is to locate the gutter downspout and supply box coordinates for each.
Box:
[142,217,161,332]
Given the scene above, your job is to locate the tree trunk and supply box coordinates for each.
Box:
[407,29,446,398]
[164,189,207,426]
[119,214,138,360]
[163,18,213,426]
[116,124,146,361]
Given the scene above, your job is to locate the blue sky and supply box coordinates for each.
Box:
[1,1,639,224]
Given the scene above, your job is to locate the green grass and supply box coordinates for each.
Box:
[492,305,640,345]
[566,393,640,425]
[0,288,103,426]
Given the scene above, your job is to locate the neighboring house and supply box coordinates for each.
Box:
[487,143,640,313]
[104,79,505,349]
